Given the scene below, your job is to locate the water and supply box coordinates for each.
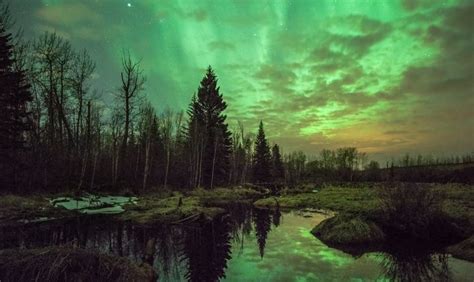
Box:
[1,205,473,281]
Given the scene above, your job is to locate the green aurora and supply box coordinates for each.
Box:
[8,0,473,161]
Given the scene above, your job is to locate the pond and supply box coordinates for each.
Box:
[1,205,473,281]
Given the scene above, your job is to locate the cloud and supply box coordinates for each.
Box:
[36,3,101,26]
[185,9,208,22]
[35,2,105,41]
[17,0,473,161]
[208,41,235,51]
[384,130,409,135]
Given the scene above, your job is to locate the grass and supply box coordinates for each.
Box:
[0,247,156,282]
[254,183,473,220]
[117,194,226,225]
[189,187,264,206]
[254,186,380,215]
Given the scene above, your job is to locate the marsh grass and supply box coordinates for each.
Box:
[254,186,379,215]
[189,187,264,206]
[0,247,156,282]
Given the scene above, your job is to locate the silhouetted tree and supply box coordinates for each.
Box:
[0,4,32,191]
[137,102,158,191]
[186,94,205,188]
[190,66,232,188]
[160,108,174,189]
[271,144,284,181]
[286,151,306,185]
[336,147,358,181]
[365,160,381,181]
[116,51,145,185]
[253,121,271,183]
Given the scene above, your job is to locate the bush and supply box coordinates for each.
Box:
[377,183,460,241]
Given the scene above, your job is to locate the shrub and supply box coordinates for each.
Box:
[377,183,460,241]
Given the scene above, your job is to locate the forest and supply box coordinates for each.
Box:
[1,8,472,194]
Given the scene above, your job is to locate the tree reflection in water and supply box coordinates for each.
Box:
[181,215,232,282]
[253,208,273,259]
[0,206,465,282]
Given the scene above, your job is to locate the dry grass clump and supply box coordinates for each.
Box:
[377,183,463,241]
[0,247,156,282]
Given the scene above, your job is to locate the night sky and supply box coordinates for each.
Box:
[8,0,473,161]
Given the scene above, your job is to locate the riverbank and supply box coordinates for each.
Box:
[0,186,265,227]
[0,247,156,281]
[254,183,474,261]
[1,183,472,261]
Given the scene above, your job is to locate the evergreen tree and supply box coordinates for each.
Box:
[0,7,32,191]
[271,144,285,180]
[252,121,271,183]
[190,66,232,188]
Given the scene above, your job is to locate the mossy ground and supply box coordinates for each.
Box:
[0,195,74,225]
[311,215,385,245]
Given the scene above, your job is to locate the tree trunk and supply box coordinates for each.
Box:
[210,134,218,189]
[164,144,170,189]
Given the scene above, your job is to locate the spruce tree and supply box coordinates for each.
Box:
[253,121,271,183]
[0,12,32,191]
[191,66,232,188]
[271,144,285,180]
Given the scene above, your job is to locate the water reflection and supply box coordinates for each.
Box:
[379,245,452,282]
[253,208,272,258]
[182,215,232,281]
[0,206,472,281]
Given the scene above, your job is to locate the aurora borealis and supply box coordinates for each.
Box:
[8,0,473,161]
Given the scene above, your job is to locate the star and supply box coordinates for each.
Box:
[127,3,132,7]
